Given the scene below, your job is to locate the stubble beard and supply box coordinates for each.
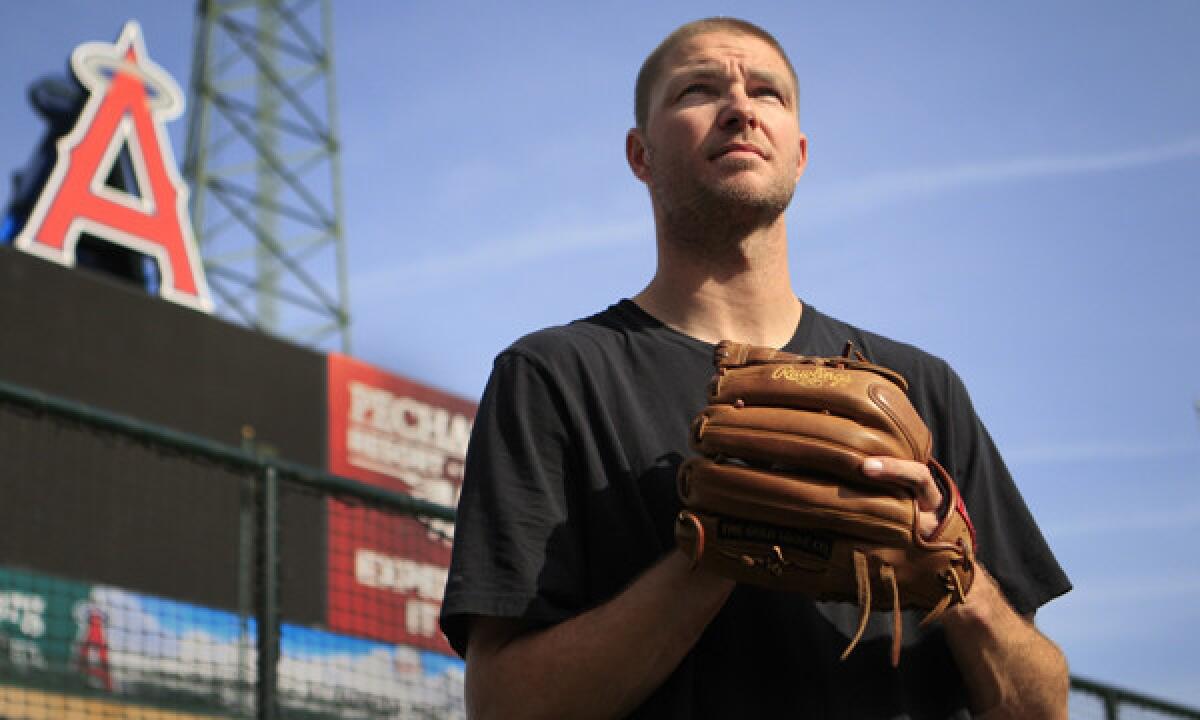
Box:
[653,156,796,260]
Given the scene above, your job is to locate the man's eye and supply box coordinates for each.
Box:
[679,83,714,98]
[754,87,784,101]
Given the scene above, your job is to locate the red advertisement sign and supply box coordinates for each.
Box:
[326,353,475,653]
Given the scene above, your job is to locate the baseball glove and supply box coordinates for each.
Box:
[675,340,977,665]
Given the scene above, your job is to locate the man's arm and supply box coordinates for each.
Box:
[941,567,1070,719]
[863,457,1069,719]
[465,549,734,720]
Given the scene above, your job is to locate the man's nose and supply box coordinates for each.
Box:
[718,89,758,131]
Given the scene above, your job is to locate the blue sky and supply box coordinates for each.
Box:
[2,1,1198,708]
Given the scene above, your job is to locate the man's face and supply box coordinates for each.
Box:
[629,31,807,225]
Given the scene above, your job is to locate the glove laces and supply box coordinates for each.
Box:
[841,550,969,667]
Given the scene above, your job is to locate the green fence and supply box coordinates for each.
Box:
[0,379,1196,719]
[1070,677,1200,720]
[0,378,461,719]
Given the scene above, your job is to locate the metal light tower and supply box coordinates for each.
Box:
[184,0,350,351]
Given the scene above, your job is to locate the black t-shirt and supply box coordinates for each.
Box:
[441,299,1071,719]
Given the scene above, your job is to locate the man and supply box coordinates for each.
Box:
[441,17,1071,719]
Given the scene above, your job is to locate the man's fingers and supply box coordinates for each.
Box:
[918,510,940,539]
[861,456,944,512]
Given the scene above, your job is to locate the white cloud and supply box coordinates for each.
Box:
[1004,440,1198,465]
[1044,504,1200,540]
[1071,574,1200,605]
[797,134,1200,226]
[1038,573,1200,646]
[352,216,650,300]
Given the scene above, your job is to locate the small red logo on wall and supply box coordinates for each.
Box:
[73,604,113,692]
[15,20,212,313]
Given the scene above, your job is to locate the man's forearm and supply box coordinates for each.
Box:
[941,565,1069,719]
[465,549,734,720]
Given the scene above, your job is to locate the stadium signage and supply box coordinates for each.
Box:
[327,353,476,653]
[14,21,212,313]
[0,565,466,716]
[346,380,471,496]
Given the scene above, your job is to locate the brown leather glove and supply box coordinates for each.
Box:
[676,340,977,666]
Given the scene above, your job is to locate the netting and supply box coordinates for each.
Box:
[275,485,464,719]
[0,392,464,719]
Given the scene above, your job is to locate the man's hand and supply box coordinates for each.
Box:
[861,456,1069,719]
[861,456,944,538]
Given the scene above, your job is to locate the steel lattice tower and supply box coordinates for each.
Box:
[183,0,350,351]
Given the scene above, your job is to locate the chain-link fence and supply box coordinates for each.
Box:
[0,379,462,719]
[0,378,1197,719]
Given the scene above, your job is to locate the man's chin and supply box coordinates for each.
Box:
[706,180,794,214]
[664,184,793,237]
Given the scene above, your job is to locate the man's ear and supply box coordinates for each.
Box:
[795,132,809,182]
[627,128,652,184]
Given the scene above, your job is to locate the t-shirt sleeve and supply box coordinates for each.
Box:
[439,350,587,658]
[936,365,1072,616]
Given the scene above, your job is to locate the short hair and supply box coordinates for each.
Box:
[634,17,799,130]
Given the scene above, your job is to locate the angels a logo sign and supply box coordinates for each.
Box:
[15,21,212,313]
